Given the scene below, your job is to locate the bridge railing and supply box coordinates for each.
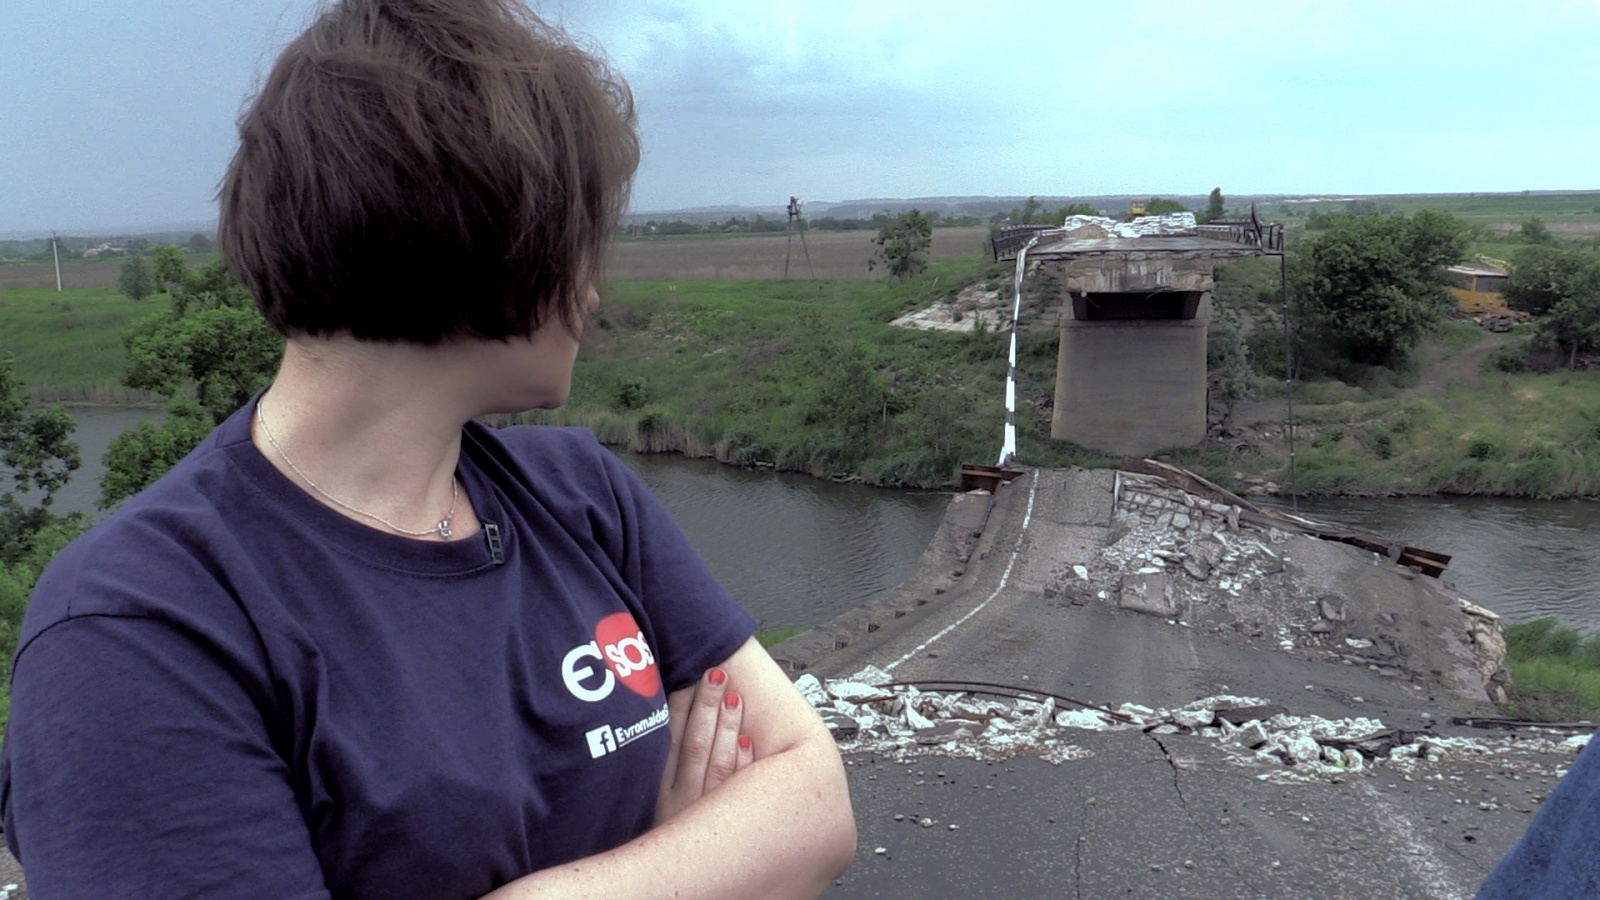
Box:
[991,225,1054,261]
[1196,206,1284,253]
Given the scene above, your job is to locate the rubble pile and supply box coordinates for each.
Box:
[801,668,1588,779]
[1044,470,1510,703]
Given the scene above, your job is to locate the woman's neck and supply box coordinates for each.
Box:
[252,335,482,539]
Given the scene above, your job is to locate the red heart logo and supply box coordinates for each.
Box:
[594,612,660,698]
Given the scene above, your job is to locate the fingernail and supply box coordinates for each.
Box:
[707,668,726,686]
[739,734,752,751]
[723,691,740,710]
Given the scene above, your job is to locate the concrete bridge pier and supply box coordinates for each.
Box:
[1012,215,1276,458]
[1053,306,1209,458]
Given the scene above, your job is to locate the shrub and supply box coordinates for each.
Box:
[614,376,648,411]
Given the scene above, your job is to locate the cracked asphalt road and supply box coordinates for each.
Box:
[808,470,1576,899]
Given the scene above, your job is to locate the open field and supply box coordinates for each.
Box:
[1,227,994,290]
[0,258,131,291]
[606,226,991,281]
[0,286,157,401]
[1287,191,1600,230]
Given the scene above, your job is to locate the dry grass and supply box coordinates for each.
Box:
[605,227,992,281]
[2,227,995,289]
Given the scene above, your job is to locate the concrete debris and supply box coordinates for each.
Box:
[803,675,1567,781]
[1053,470,1510,705]
[1231,721,1270,750]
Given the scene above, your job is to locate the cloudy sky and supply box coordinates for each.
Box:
[2,0,1595,235]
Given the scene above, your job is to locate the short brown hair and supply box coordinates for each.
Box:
[219,0,638,343]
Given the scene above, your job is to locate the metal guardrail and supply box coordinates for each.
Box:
[1197,205,1284,252]
[991,225,1053,261]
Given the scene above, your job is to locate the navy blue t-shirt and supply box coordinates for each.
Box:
[1479,735,1600,898]
[0,404,756,899]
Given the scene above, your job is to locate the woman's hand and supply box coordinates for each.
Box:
[655,667,755,825]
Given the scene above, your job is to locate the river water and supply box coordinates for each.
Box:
[1270,496,1600,634]
[45,407,949,631]
[40,408,1600,634]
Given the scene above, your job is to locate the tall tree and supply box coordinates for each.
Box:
[1291,212,1469,367]
[868,209,933,281]
[1204,187,1225,222]
[104,251,281,502]
[0,353,80,513]
[1142,198,1188,216]
[0,354,84,716]
[1506,245,1600,368]
[118,255,154,301]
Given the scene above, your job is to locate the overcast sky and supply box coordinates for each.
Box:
[2,0,1596,236]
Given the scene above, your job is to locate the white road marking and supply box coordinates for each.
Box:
[884,470,1040,672]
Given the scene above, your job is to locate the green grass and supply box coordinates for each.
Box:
[0,286,160,401]
[508,254,1062,487]
[756,627,803,648]
[1502,618,1600,721]
[1292,191,1600,224]
[1252,323,1600,499]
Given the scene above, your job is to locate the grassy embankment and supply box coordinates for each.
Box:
[5,251,1599,497]
[1502,619,1600,721]
[1194,329,1600,499]
[1179,242,1600,500]
[507,254,1112,486]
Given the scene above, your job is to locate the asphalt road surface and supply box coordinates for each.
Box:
[801,469,1577,899]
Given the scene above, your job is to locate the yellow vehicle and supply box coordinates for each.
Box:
[1442,263,1511,314]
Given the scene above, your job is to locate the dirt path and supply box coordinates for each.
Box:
[1230,326,1514,428]
[1412,328,1515,395]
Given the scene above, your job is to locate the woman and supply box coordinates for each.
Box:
[0,1,856,897]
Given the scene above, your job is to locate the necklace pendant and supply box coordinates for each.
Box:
[437,520,453,539]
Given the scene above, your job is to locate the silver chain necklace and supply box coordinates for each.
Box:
[256,397,459,539]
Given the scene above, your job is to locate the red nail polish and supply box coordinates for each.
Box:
[708,668,726,686]
[739,734,752,752]
[723,691,740,710]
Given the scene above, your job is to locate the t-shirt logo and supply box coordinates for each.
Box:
[561,611,661,702]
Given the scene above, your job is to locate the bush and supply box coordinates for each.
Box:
[1360,428,1394,460]
[614,376,649,411]
[1487,346,1527,374]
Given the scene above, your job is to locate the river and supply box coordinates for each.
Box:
[46,407,950,631]
[40,408,1600,634]
[1271,496,1600,634]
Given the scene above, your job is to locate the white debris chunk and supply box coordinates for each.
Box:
[848,664,893,685]
[905,702,933,731]
[1073,564,1089,581]
[794,673,827,705]
[1281,733,1321,764]
[828,681,884,703]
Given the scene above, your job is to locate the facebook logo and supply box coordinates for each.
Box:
[585,725,616,759]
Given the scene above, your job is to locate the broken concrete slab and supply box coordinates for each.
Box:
[1118,571,1182,618]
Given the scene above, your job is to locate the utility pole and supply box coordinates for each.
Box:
[52,231,62,292]
[783,196,814,280]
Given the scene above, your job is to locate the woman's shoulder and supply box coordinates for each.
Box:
[21,419,266,651]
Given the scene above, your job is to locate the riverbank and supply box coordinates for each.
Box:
[5,259,1598,498]
[1202,319,1600,500]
